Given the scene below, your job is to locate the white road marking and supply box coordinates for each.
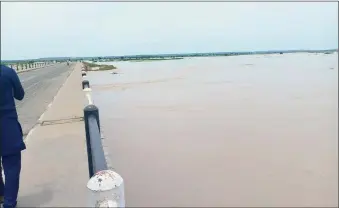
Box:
[24,127,36,144]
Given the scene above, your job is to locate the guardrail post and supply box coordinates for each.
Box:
[82,80,90,89]
[87,170,125,207]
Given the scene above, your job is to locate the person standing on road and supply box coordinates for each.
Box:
[0,65,26,208]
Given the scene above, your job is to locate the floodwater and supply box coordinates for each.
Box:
[86,53,338,207]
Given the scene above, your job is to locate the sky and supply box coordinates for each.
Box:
[1,2,338,60]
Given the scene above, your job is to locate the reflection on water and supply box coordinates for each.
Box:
[86,53,338,207]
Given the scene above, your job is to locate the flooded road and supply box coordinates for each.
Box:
[86,53,338,207]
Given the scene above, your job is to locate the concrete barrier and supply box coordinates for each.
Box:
[5,62,57,73]
[82,75,125,207]
[82,80,90,90]
[82,71,87,77]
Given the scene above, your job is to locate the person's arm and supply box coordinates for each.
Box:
[10,68,25,100]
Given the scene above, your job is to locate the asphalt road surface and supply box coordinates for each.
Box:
[16,63,75,136]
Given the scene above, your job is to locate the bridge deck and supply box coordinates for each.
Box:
[18,63,89,207]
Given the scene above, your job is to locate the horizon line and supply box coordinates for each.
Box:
[2,48,338,62]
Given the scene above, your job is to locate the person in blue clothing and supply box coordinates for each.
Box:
[0,64,26,208]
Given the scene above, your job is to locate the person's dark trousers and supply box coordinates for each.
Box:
[0,157,4,198]
[0,153,21,208]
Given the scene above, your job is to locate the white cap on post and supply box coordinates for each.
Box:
[87,170,125,208]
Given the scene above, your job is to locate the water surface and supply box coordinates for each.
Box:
[86,53,338,207]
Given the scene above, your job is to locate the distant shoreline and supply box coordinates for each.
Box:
[2,49,337,64]
[83,62,117,71]
[127,57,184,62]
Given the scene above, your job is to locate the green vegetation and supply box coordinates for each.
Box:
[128,57,184,62]
[88,56,185,63]
[3,60,37,66]
[85,62,102,68]
[98,65,117,71]
[83,62,117,71]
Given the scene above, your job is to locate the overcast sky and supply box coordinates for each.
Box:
[1,2,338,60]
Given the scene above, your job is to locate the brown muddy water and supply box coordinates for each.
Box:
[86,53,338,207]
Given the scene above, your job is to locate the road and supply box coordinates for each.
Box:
[16,63,75,136]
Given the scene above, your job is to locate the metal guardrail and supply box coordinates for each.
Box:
[81,69,125,207]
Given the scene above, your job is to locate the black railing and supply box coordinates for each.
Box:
[83,80,107,178]
[82,80,90,89]
[82,71,125,207]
